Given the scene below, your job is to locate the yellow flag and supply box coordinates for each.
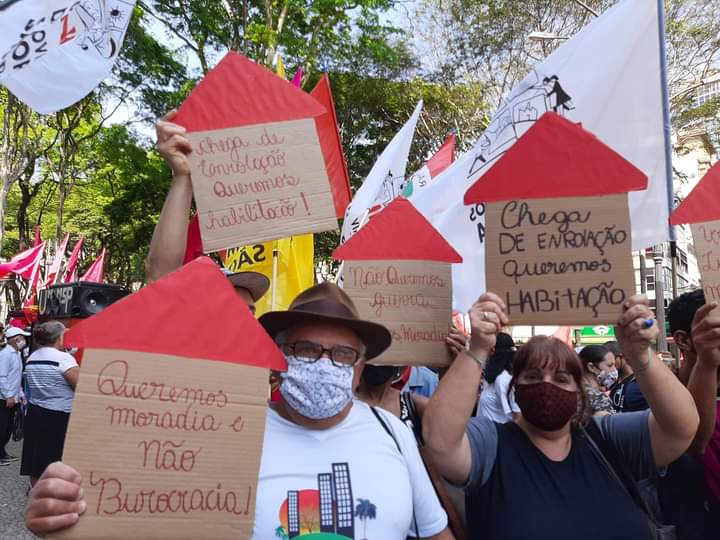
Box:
[275,56,286,79]
[224,235,314,316]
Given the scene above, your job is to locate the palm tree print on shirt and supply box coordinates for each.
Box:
[355,498,377,540]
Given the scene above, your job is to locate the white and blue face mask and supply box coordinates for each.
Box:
[280,355,354,420]
[596,368,619,389]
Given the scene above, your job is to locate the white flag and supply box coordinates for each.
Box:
[0,0,135,114]
[340,101,423,244]
[411,0,669,312]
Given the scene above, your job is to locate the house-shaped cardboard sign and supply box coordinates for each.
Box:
[173,52,338,253]
[333,198,462,367]
[670,162,720,302]
[464,112,647,325]
[51,257,286,540]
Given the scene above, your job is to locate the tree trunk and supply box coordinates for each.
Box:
[17,174,40,248]
[0,181,10,251]
[56,184,67,240]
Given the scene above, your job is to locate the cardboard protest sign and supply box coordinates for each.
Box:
[333,198,462,366]
[670,162,720,302]
[53,257,286,539]
[174,53,337,253]
[465,112,647,325]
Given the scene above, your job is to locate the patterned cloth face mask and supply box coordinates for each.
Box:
[596,368,619,389]
[280,355,355,420]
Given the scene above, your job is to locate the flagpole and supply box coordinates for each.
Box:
[271,246,279,310]
[656,0,676,243]
[656,0,678,334]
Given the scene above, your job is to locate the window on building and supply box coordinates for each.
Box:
[678,250,689,274]
[695,80,720,107]
[646,268,655,291]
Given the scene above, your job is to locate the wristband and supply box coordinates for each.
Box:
[464,348,486,368]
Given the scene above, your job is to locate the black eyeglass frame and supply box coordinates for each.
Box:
[280,340,363,368]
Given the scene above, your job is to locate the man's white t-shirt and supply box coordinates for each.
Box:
[477,370,519,424]
[253,400,447,539]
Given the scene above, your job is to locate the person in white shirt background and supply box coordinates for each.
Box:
[0,326,29,466]
[20,321,79,486]
[477,332,520,423]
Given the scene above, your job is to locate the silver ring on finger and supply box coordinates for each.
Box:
[481,311,488,320]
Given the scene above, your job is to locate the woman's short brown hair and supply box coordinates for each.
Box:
[509,335,589,425]
[33,321,66,347]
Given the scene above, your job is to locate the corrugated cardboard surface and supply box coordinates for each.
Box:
[52,349,269,540]
[691,221,720,302]
[187,118,337,252]
[344,260,452,367]
[485,194,635,325]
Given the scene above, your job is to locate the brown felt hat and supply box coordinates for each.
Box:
[259,282,392,360]
[221,268,270,302]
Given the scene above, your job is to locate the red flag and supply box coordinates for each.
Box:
[64,236,84,282]
[310,74,352,218]
[427,133,456,178]
[26,241,45,295]
[0,242,45,279]
[670,161,720,225]
[21,294,39,325]
[46,233,70,286]
[81,248,106,283]
[291,68,303,87]
[33,225,41,247]
[183,214,204,263]
[22,253,44,323]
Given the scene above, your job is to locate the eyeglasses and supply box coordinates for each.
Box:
[281,340,362,367]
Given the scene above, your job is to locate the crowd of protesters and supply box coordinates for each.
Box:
[8,114,720,539]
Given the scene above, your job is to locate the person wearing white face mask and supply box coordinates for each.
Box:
[0,326,30,465]
[23,282,453,540]
[578,345,618,417]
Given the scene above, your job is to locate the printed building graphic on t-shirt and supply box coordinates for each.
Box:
[276,462,375,539]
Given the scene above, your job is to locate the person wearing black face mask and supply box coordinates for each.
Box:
[423,292,700,540]
[356,365,426,439]
[356,361,468,538]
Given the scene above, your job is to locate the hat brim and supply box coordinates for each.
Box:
[5,329,30,338]
[259,310,392,360]
[226,272,270,302]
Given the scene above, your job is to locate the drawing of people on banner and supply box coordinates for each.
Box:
[467,69,574,180]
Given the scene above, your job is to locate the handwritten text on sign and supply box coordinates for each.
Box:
[485,194,635,325]
[343,260,453,367]
[53,350,268,540]
[187,119,337,252]
[691,220,720,303]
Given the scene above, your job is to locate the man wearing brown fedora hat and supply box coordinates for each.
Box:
[25,282,453,539]
[145,112,270,313]
[251,282,451,538]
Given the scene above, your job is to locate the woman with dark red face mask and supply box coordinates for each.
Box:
[423,292,700,540]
